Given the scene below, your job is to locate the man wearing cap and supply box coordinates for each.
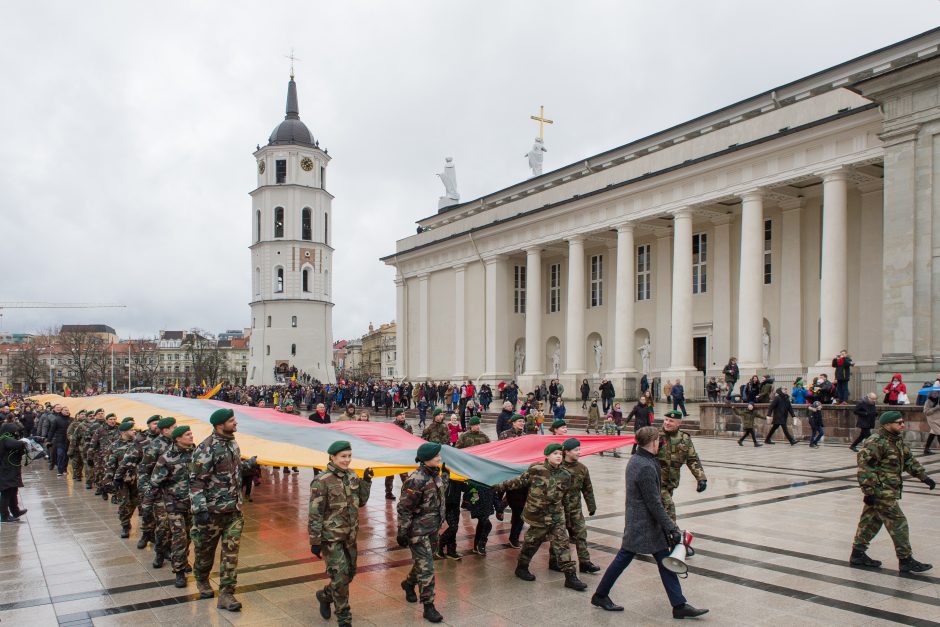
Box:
[850,411,936,573]
[421,408,449,446]
[397,442,447,623]
[118,415,162,549]
[90,413,119,497]
[308,441,374,627]
[457,416,490,448]
[140,416,177,567]
[499,415,526,440]
[493,443,588,592]
[549,419,568,435]
[81,410,106,490]
[551,438,600,574]
[191,408,244,611]
[105,420,140,538]
[385,409,413,500]
[657,410,707,525]
[150,425,196,588]
[66,409,88,482]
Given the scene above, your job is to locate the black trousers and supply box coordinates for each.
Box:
[440,501,461,550]
[765,423,796,444]
[738,428,759,445]
[0,487,20,518]
[850,427,872,449]
[473,517,493,548]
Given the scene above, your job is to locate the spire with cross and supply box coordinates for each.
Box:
[530,105,553,142]
[285,48,302,80]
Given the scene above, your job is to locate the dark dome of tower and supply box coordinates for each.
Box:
[267,78,316,147]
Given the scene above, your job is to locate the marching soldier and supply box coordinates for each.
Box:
[499,415,526,440]
[140,417,177,567]
[118,415,162,549]
[456,416,490,448]
[850,411,936,573]
[551,438,600,574]
[308,441,374,627]
[81,409,105,491]
[66,409,87,482]
[191,408,244,611]
[657,410,707,528]
[105,419,140,538]
[150,425,196,588]
[90,413,119,498]
[493,443,588,592]
[385,409,412,500]
[397,442,447,624]
[421,408,450,445]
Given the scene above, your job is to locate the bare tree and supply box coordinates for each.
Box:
[131,338,160,388]
[185,329,227,386]
[10,342,45,391]
[59,330,107,391]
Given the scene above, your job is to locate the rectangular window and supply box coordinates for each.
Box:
[549,263,561,313]
[692,233,707,294]
[764,219,772,285]
[291,315,298,328]
[636,244,651,301]
[513,265,527,314]
[276,159,287,184]
[590,255,603,307]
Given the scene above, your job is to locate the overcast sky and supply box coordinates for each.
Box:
[1,1,938,341]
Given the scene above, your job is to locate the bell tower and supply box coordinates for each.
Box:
[248,74,335,385]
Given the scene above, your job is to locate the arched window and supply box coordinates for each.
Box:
[302,208,312,241]
[275,267,284,293]
[291,315,298,327]
[324,213,329,245]
[291,343,297,356]
[274,207,284,238]
[302,268,309,292]
[255,209,261,242]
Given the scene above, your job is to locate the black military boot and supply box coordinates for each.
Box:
[316,590,332,619]
[849,549,882,568]
[174,571,187,588]
[120,526,130,539]
[152,551,165,569]
[899,557,933,573]
[136,531,153,550]
[514,566,536,581]
[548,557,562,572]
[94,487,102,495]
[564,571,587,591]
[579,561,601,574]
[423,602,443,623]
[401,580,418,603]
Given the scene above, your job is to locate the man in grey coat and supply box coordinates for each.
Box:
[591,426,708,619]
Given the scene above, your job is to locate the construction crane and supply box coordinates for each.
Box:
[0,302,126,328]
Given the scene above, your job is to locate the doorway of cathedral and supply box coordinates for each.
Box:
[693,337,707,373]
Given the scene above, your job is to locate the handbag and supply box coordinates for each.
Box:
[898,392,909,405]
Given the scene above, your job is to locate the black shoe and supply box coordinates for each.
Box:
[111,495,119,504]
[790,440,798,446]
[385,493,396,500]
[515,566,536,581]
[591,594,624,611]
[401,580,418,603]
[580,561,601,574]
[738,440,744,446]
[445,546,462,561]
[850,446,859,452]
[136,532,153,550]
[672,603,709,619]
[101,491,109,501]
[755,443,763,447]
[765,441,776,445]
[899,557,933,573]
[0,515,18,523]
[184,563,192,573]
[316,590,332,619]
[473,543,487,556]
[152,552,165,569]
[548,561,562,572]
[120,526,130,539]
[11,509,26,519]
[508,539,521,549]
[423,602,444,623]
[174,571,187,588]
[923,450,934,455]
[849,549,881,568]
[94,488,102,495]
[433,548,445,560]
[564,571,587,591]
[85,483,93,490]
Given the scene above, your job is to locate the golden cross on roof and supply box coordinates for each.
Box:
[285,48,302,80]
[530,105,553,141]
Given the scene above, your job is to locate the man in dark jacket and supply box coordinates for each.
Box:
[832,350,854,404]
[600,379,616,413]
[46,406,72,477]
[671,380,689,417]
[850,393,878,452]
[495,402,514,435]
[590,426,707,619]
[722,358,739,401]
[765,388,797,445]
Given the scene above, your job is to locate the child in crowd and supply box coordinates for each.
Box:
[599,414,621,458]
[448,414,462,446]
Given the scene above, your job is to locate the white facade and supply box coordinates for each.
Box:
[248,76,335,385]
[385,30,940,399]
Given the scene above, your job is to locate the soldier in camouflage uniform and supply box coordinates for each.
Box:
[118,415,162,549]
[421,408,450,445]
[140,417,176,566]
[105,420,140,538]
[66,409,87,482]
[397,442,447,624]
[308,440,374,627]
[550,438,600,573]
[493,443,588,591]
[90,413,119,498]
[190,408,244,611]
[657,410,707,527]
[456,416,490,448]
[150,425,196,588]
[81,410,105,490]
[385,409,412,500]
[850,411,935,573]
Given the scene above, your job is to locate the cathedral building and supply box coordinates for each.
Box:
[383,28,940,399]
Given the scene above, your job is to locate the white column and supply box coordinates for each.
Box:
[564,236,587,375]
[737,190,764,370]
[654,231,673,374]
[670,208,695,371]
[818,169,849,364]
[394,275,406,379]
[416,272,430,379]
[453,264,467,379]
[613,223,636,372]
[482,255,510,380]
[711,217,732,369]
[523,247,543,376]
[777,199,803,367]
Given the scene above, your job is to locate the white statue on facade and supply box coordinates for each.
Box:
[593,341,604,375]
[551,345,561,379]
[762,326,770,367]
[525,137,547,176]
[638,339,651,375]
[436,157,460,209]
[514,344,525,378]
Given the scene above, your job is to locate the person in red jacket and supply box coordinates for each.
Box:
[882,374,907,405]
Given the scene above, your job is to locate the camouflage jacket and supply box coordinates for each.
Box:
[456,430,490,448]
[421,421,450,445]
[600,421,619,435]
[857,427,928,499]
[493,461,570,527]
[498,427,524,440]
[82,421,105,458]
[116,431,156,485]
[562,459,596,515]
[190,431,242,515]
[392,419,414,434]
[150,444,195,512]
[657,430,706,491]
[308,462,372,544]
[67,418,87,454]
[138,435,172,492]
[104,436,136,485]
[397,464,447,538]
[90,424,118,459]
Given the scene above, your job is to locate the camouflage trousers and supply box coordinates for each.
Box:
[852,498,912,559]
[83,453,94,488]
[167,509,193,573]
[138,482,155,533]
[321,538,359,622]
[152,495,171,556]
[192,511,244,592]
[661,488,677,523]
[92,453,108,487]
[565,509,591,563]
[519,522,575,574]
[405,532,438,604]
[117,482,140,528]
[69,450,83,481]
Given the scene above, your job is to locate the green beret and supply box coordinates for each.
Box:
[95,408,103,414]
[171,425,191,439]
[76,409,86,416]
[879,411,903,426]
[118,421,135,432]
[544,442,563,456]
[416,442,442,462]
[394,408,405,417]
[468,416,481,426]
[665,410,683,419]
[512,414,525,423]
[562,438,581,451]
[122,417,134,423]
[209,408,234,426]
[328,440,352,456]
[156,417,177,429]
[105,413,116,419]
[146,415,162,424]
[432,408,444,417]
[551,419,566,429]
